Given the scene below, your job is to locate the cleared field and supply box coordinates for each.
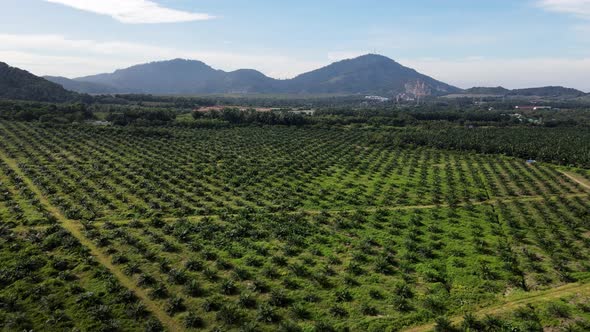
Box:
[0,121,589,331]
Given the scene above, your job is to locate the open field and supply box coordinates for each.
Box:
[1,122,589,331]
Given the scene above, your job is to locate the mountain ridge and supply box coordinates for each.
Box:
[43,76,119,94]
[27,55,589,98]
[458,86,586,98]
[57,54,460,96]
[0,62,76,102]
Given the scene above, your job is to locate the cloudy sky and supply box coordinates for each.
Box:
[1,0,589,91]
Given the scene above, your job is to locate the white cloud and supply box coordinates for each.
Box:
[537,0,590,19]
[43,0,214,24]
[0,34,170,58]
[401,57,590,92]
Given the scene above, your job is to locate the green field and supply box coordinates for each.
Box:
[1,121,589,331]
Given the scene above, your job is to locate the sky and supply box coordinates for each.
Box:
[1,0,590,91]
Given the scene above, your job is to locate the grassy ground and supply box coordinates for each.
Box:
[402,281,590,332]
[0,122,589,331]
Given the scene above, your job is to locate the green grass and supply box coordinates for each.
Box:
[0,121,588,331]
[0,225,156,331]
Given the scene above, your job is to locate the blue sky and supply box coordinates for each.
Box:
[1,0,590,90]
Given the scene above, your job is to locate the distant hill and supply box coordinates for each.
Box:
[509,86,585,98]
[458,86,585,98]
[464,86,510,95]
[283,54,460,95]
[72,54,460,96]
[44,76,119,94]
[30,55,585,99]
[0,62,76,102]
[75,59,278,94]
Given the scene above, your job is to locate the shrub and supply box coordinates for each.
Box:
[304,293,321,303]
[545,302,571,318]
[220,279,238,295]
[257,303,281,323]
[314,321,336,332]
[216,304,244,326]
[270,289,290,307]
[185,280,205,297]
[165,296,185,315]
[360,303,379,316]
[203,268,218,282]
[278,320,303,332]
[461,312,482,330]
[148,284,169,299]
[369,289,384,300]
[125,302,147,319]
[184,258,204,271]
[232,267,252,281]
[290,303,311,320]
[335,289,353,302]
[238,292,257,309]
[167,269,187,285]
[434,316,456,332]
[329,305,348,318]
[144,318,164,332]
[183,311,204,328]
[245,279,267,293]
[202,298,222,312]
[271,255,288,266]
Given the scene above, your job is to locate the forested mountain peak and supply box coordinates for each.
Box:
[0,62,76,102]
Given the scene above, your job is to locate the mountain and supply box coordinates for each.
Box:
[75,59,277,94]
[509,86,585,98]
[464,86,510,95]
[9,57,585,100]
[284,54,460,95]
[72,55,460,96]
[44,76,119,94]
[458,86,585,98]
[0,62,76,102]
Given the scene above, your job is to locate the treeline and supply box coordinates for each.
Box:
[100,94,367,109]
[193,108,309,126]
[314,108,590,127]
[318,108,510,120]
[370,127,590,167]
[312,109,515,128]
[107,94,217,108]
[0,101,93,123]
[105,109,177,126]
[74,90,590,110]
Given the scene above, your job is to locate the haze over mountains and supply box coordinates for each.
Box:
[41,54,586,98]
[43,76,120,95]
[1,54,587,102]
[47,54,461,96]
[461,86,586,98]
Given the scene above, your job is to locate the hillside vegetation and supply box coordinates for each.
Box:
[0,62,76,102]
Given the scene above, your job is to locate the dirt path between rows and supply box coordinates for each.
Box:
[0,152,184,332]
[561,171,590,191]
[402,282,590,332]
[102,192,589,227]
[404,170,590,332]
[3,146,588,332]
